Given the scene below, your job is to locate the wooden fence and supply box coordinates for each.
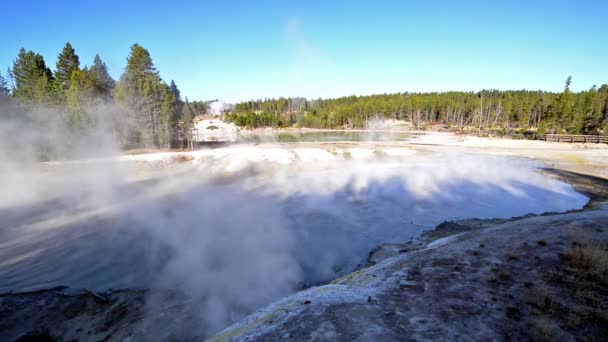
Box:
[542,134,608,144]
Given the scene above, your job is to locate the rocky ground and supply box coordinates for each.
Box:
[213,207,608,341]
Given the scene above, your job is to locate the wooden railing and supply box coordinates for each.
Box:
[542,134,608,144]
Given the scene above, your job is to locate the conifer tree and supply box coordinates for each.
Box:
[55,42,80,90]
[161,83,179,147]
[0,71,9,95]
[11,48,54,101]
[115,44,164,147]
[169,80,181,103]
[181,97,195,148]
[90,54,115,97]
[66,69,91,132]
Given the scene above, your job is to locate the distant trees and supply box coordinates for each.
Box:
[185,99,209,117]
[226,80,608,135]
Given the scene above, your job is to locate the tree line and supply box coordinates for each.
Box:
[0,42,210,150]
[226,78,608,135]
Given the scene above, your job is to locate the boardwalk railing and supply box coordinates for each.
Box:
[542,134,608,144]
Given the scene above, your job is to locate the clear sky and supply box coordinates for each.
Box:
[2,0,607,102]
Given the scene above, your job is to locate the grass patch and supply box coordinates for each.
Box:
[171,154,194,163]
[563,239,608,284]
[525,284,560,313]
[522,233,608,340]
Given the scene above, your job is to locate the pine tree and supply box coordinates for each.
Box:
[66,69,90,132]
[11,48,54,101]
[115,44,164,147]
[55,42,80,90]
[181,97,195,148]
[0,71,9,95]
[169,80,181,103]
[565,76,572,91]
[6,67,14,90]
[90,54,115,97]
[161,83,179,148]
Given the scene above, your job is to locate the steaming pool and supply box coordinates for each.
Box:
[0,142,588,331]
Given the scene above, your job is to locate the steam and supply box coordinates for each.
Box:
[0,101,589,337]
[0,96,131,210]
[208,101,232,115]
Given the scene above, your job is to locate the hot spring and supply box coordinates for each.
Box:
[0,143,588,332]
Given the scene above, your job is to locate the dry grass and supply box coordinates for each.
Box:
[524,233,608,340]
[171,154,195,163]
[516,232,608,340]
[524,284,560,313]
[563,239,608,284]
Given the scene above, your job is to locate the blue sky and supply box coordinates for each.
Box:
[2,0,607,102]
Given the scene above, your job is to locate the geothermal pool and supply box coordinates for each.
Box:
[0,143,588,330]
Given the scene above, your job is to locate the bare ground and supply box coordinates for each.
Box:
[212,207,608,342]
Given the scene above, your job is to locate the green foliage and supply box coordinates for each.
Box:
[160,83,180,148]
[90,54,115,97]
[11,48,55,102]
[0,71,9,95]
[114,44,166,147]
[4,43,203,150]
[169,80,181,103]
[113,45,189,148]
[65,69,92,133]
[182,98,194,124]
[184,99,208,117]
[55,42,80,91]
